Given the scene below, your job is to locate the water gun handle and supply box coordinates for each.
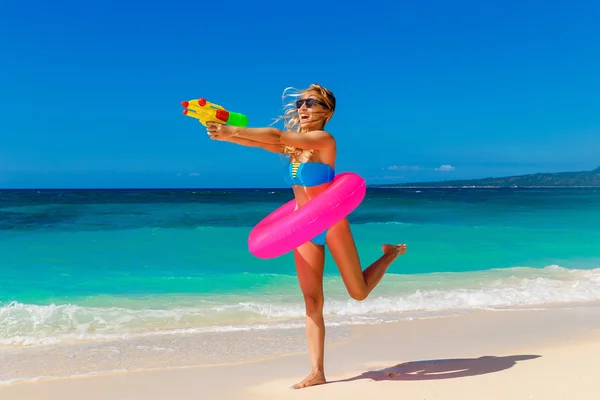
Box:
[181,98,249,127]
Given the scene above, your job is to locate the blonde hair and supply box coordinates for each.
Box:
[271,84,336,162]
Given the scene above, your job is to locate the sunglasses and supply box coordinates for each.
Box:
[295,98,329,110]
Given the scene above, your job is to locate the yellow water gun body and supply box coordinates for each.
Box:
[181,98,249,127]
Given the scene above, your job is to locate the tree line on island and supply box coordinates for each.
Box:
[375,166,600,188]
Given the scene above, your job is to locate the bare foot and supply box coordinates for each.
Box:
[382,243,407,258]
[292,370,326,389]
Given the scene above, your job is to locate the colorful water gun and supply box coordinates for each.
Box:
[181,98,249,127]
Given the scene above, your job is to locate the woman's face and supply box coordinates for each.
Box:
[296,95,330,131]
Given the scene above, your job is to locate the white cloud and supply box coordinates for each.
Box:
[382,164,456,173]
[385,165,422,171]
[367,175,406,182]
[188,172,200,176]
[435,164,456,172]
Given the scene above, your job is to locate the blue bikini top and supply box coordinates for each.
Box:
[289,161,335,187]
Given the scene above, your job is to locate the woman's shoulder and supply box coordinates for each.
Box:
[308,129,334,136]
[307,129,336,144]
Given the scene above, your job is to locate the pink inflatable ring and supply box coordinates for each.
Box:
[248,172,367,259]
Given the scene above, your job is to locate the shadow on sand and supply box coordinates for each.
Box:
[332,355,541,383]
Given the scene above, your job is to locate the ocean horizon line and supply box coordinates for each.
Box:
[1,185,598,191]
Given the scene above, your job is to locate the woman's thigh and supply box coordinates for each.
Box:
[294,241,326,298]
[325,218,365,295]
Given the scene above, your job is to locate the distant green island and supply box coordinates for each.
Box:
[374,166,600,188]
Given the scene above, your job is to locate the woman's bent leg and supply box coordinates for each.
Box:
[326,218,406,301]
[292,241,327,389]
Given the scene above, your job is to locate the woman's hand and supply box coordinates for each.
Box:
[206,122,236,141]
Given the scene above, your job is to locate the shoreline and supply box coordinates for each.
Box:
[2,302,600,399]
[2,300,598,385]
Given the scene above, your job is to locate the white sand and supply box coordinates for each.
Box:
[2,304,600,400]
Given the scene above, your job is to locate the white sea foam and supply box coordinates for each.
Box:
[2,265,599,347]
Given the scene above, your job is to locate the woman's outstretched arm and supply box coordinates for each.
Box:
[232,127,334,150]
[206,123,334,151]
[220,135,284,153]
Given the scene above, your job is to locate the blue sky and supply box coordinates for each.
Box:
[1,0,599,188]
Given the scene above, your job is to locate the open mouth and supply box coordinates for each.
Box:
[300,114,310,121]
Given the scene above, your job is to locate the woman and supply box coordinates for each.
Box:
[206,84,407,389]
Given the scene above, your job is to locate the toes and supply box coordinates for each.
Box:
[292,382,306,390]
[292,375,325,390]
[292,380,307,389]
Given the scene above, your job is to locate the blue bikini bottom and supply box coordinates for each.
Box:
[311,229,327,246]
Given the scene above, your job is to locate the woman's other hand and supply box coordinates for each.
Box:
[206,122,236,141]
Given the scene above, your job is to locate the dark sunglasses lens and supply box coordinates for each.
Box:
[296,98,316,108]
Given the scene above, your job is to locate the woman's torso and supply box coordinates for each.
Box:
[290,144,336,207]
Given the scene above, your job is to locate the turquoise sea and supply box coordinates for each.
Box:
[1,187,600,382]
